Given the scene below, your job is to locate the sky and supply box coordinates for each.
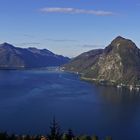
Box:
[0,0,140,57]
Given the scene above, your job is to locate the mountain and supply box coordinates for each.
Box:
[63,49,103,73]
[0,42,70,69]
[63,36,140,87]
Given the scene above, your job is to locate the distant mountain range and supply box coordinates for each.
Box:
[63,36,140,88]
[0,42,70,69]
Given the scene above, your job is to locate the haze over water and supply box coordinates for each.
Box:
[0,70,140,140]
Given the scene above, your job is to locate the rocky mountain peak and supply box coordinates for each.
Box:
[104,36,138,54]
[111,36,137,48]
[64,36,140,86]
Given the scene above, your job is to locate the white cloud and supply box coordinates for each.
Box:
[40,7,114,16]
[81,44,104,48]
[46,38,78,42]
[14,42,41,47]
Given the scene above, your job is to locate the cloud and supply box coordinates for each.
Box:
[46,38,78,42]
[14,42,41,47]
[80,44,104,48]
[23,34,35,38]
[40,7,114,16]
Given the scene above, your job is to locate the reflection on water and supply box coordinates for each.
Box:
[0,70,140,140]
[98,86,140,104]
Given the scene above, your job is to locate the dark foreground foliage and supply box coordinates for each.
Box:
[0,132,112,140]
[0,118,112,140]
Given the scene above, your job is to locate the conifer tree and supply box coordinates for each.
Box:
[49,117,61,140]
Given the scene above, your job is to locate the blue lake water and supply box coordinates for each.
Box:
[0,70,140,140]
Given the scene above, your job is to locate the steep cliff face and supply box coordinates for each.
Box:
[64,36,140,86]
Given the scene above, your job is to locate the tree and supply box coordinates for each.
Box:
[61,133,68,140]
[48,117,61,140]
[34,135,41,140]
[61,129,74,140]
[8,134,16,140]
[0,132,8,140]
[105,136,112,140]
[91,135,99,140]
[74,136,80,140]
[67,129,74,140]
[24,135,31,140]
[79,135,91,140]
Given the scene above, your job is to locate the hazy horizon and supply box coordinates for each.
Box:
[0,0,140,57]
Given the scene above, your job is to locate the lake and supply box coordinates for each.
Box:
[0,69,140,140]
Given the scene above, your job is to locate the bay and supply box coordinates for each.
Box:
[0,70,140,140]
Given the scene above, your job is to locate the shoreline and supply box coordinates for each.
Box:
[80,76,140,92]
[60,67,140,92]
[0,66,140,92]
[0,66,61,71]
